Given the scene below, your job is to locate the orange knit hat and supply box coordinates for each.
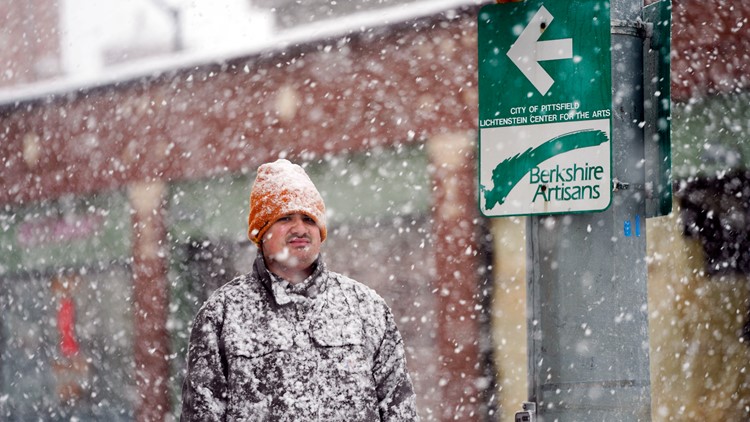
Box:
[247,159,327,245]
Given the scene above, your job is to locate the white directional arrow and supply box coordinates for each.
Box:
[507,6,573,96]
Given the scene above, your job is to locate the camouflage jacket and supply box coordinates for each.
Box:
[180,254,419,421]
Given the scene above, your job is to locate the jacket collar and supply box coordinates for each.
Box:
[253,252,327,305]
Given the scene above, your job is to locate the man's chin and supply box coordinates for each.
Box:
[273,251,315,267]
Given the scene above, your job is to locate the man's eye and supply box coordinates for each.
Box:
[303,217,315,224]
[278,216,291,222]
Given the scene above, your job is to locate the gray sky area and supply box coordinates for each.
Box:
[59,0,274,77]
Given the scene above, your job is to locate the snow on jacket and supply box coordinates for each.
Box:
[180,254,419,421]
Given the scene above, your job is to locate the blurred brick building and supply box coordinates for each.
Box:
[0,0,62,87]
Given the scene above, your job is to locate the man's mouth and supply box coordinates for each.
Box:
[288,237,310,247]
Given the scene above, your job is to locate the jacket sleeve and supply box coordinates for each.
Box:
[372,304,420,421]
[180,291,228,422]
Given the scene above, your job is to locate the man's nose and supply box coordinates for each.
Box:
[289,217,306,234]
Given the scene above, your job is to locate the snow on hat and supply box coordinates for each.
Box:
[247,159,327,245]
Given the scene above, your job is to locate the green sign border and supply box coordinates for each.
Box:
[478,0,612,123]
[643,0,673,218]
[478,0,613,217]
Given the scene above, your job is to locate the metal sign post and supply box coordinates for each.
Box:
[478,0,671,419]
[528,0,652,419]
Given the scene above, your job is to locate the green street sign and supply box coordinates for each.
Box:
[478,0,612,217]
[643,0,673,218]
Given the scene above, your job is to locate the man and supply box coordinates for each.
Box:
[181,159,419,421]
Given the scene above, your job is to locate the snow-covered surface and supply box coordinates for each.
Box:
[0,0,481,107]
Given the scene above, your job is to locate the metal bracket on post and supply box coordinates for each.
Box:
[611,19,649,38]
[613,178,650,197]
[514,402,537,422]
[613,178,631,191]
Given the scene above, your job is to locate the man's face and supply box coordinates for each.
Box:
[261,213,322,274]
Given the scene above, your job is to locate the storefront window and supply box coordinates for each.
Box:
[0,192,134,420]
